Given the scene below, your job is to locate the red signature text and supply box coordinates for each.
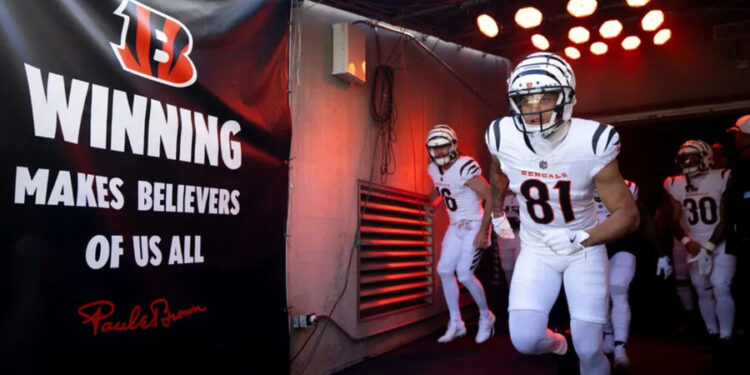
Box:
[77,298,207,336]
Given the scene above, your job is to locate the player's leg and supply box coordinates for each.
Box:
[689,261,719,336]
[710,242,737,339]
[564,246,610,375]
[508,250,567,354]
[609,251,636,367]
[436,225,466,342]
[456,222,494,343]
[498,233,521,286]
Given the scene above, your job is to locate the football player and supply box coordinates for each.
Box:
[498,192,521,286]
[662,140,735,342]
[595,180,672,368]
[426,124,497,344]
[485,52,639,375]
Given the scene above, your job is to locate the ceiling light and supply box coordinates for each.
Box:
[568,26,590,44]
[654,29,672,45]
[515,7,543,29]
[641,10,664,31]
[567,0,597,18]
[590,41,608,55]
[476,14,499,38]
[621,36,641,50]
[565,46,581,60]
[531,34,550,50]
[599,20,623,39]
[626,0,650,7]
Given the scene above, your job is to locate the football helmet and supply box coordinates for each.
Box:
[508,52,576,135]
[426,124,458,166]
[675,140,713,177]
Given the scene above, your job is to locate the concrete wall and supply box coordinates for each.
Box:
[286,2,510,374]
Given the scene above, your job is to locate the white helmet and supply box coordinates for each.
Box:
[676,140,713,177]
[426,124,458,166]
[508,52,576,135]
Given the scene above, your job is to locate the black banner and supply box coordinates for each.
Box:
[0,1,291,373]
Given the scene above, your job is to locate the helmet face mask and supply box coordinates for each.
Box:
[676,140,713,177]
[508,52,576,136]
[426,125,458,166]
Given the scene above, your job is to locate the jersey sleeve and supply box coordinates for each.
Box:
[625,180,639,201]
[720,168,731,193]
[484,118,502,156]
[458,157,482,183]
[590,124,620,178]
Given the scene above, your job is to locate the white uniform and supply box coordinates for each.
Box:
[664,169,736,338]
[428,156,489,323]
[499,193,521,284]
[596,180,639,345]
[486,117,619,324]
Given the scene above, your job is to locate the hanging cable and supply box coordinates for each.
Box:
[370,64,397,183]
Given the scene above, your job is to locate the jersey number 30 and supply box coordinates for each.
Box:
[683,197,717,225]
[520,180,575,224]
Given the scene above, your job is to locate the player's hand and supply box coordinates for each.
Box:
[473,230,490,249]
[542,228,590,256]
[685,240,701,257]
[425,204,436,219]
[492,214,515,239]
[656,256,673,280]
[687,249,712,276]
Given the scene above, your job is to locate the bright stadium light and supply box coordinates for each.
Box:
[568,26,590,44]
[515,7,543,29]
[531,34,550,50]
[565,46,581,60]
[590,41,608,55]
[599,20,623,39]
[626,0,650,7]
[621,36,641,50]
[567,0,598,18]
[476,14,499,37]
[641,10,664,31]
[654,29,672,45]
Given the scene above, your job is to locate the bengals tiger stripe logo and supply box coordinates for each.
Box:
[110,0,197,87]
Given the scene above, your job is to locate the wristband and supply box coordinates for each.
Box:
[680,236,691,246]
[702,241,716,252]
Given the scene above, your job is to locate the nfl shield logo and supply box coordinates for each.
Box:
[539,160,548,169]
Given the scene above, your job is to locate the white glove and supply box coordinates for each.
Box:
[541,229,590,256]
[492,214,515,239]
[687,249,712,276]
[656,256,673,279]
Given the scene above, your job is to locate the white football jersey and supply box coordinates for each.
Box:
[428,155,484,223]
[504,192,520,221]
[664,169,730,243]
[485,117,620,253]
[595,180,639,224]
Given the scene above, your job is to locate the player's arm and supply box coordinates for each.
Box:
[663,190,702,256]
[704,189,728,253]
[636,201,668,257]
[585,160,640,247]
[466,175,493,248]
[426,186,441,218]
[489,156,508,217]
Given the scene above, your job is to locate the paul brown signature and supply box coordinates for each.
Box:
[77,298,207,336]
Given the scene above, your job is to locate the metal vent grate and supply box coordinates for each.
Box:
[358,181,433,320]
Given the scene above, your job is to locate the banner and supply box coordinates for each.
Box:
[0,1,291,373]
